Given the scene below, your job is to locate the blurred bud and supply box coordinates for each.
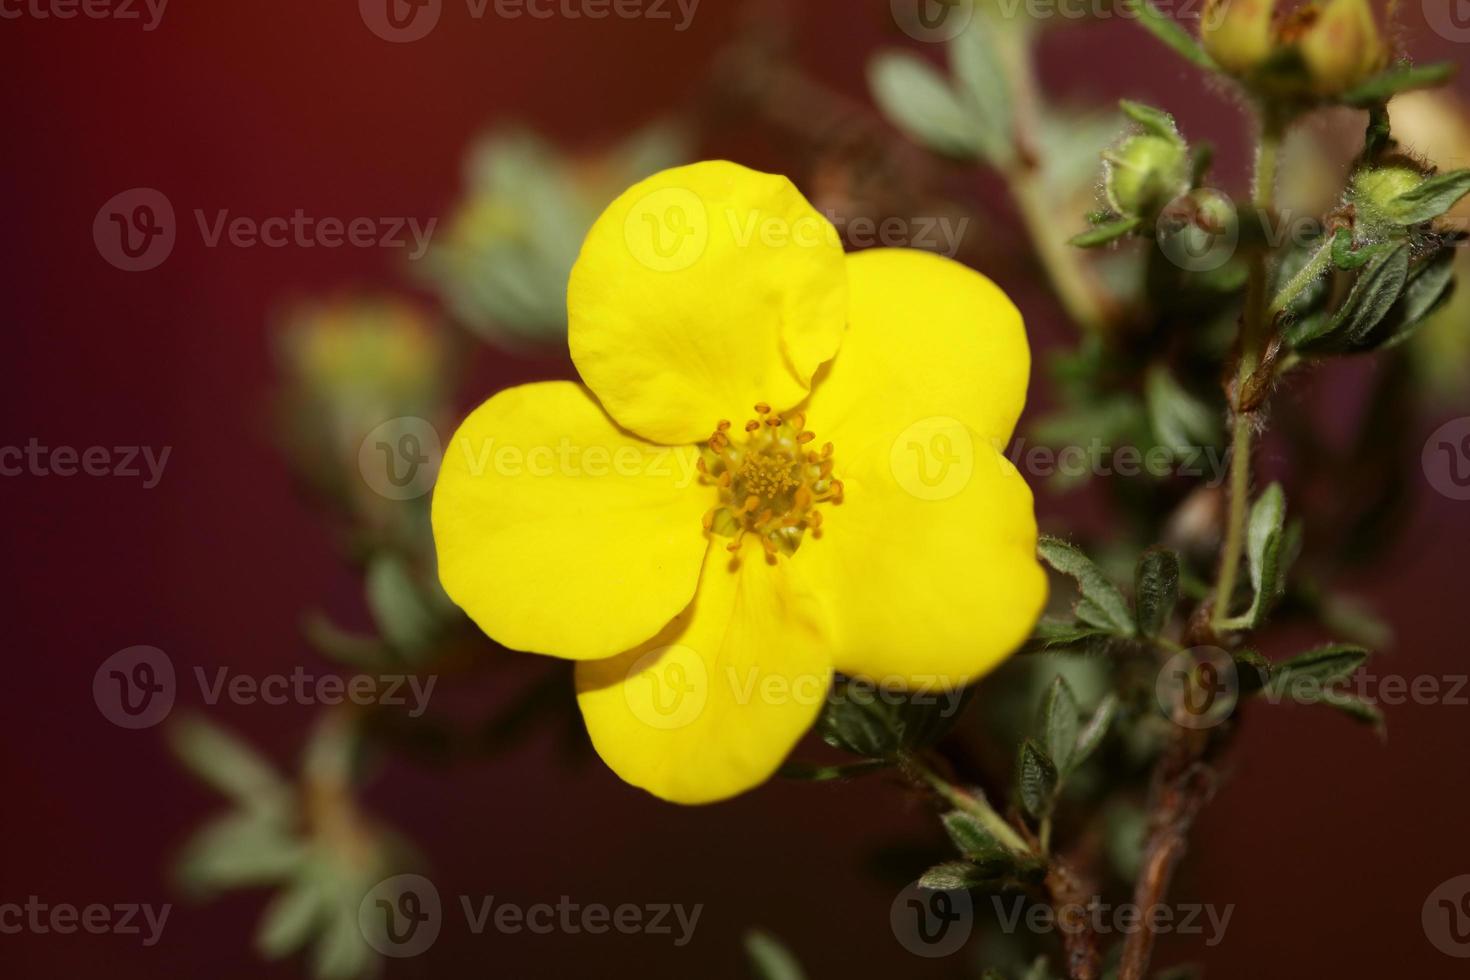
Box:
[1293,0,1389,96]
[275,298,449,510]
[1201,0,1277,77]
[1104,134,1192,221]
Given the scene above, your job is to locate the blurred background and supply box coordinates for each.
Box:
[4,0,1470,976]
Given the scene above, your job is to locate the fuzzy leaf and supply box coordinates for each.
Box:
[1121,0,1216,69]
[1072,695,1117,768]
[1340,61,1457,107]
[1134,547,1181,637]
[949,17,1014,164]
[1037,537,1137,636]
[256,879,324,960]
[941,810,1011,863]
[1382,169,1470,225]
[745,930,807,980]
[1070,217,1141,248]
[1018,739,1059,820]
[1119,99,1181,141]
[1040,676,1081,774]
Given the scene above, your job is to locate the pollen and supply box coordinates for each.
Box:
[699,404,843,561]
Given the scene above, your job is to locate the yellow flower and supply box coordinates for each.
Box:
[1295,0,1388,95]
[1201,0,1277,77]
[431,162,1047,804]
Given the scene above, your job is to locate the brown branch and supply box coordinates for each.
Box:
[1045,857,1103,980]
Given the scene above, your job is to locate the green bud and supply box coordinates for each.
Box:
[1201,0,1277,77]
[1104,134,1192,220]
[1350,164,1428,229]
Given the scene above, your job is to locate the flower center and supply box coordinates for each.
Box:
[698,403,843,559]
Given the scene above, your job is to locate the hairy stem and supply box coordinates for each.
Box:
[904,753,1031,855]
[1269,235,1334,318]
[1212,120,1282,627]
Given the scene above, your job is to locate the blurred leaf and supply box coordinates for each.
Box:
[1072,695,1117,768]
[1119,99,1181,141]
[1120,0,1216,69]
[1341,61,1456,107]
[169,715,292,818]
[1023,619,1118,655]
[256,878,325,960]
[941,810,1011,863]
[818,688,899,758]
[778,759,889,782]
[919,861,990,890]
[1071,218,1140,248]
[312,900,374,980]
[1145,367,1222,460]
[1040,676,1080,774]
[869,52,983,159]
[1133,547,1181,637]
[177,813,305,897]
[365,554,437,656]
[1037,538,1137,636]
[1017,739,1058,820]
[1372,246,1459,350]
[1291,244,1410,352]
[745,929,807,980]
[302,612,390,669]
[1265,644,1369,696]
[949,17,1014,164]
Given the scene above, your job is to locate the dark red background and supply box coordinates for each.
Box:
[4,1,1469,977]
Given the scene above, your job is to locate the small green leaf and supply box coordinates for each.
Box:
[1368,246,1458,350]
[1119,99,1181,141]
[1382,169,1470,225]
[312,903,374,980]
[1120,0,1216,70]
[818,688,900,758]
[176,814,305,897]
[1040,676,1081,774]
[918,861,989,891]
[745,929,807,980]
[1330,227,1378,271]
[1070,217,1141,248]
[1018,739,1059,820]
[1145,367,1222,460]
[1134,547,1181,637]
[1291,244,1410,352]
[1243,483,1287,626]
[869,52,984,159]
[1267,643,1369,697]
[169,716,292,818]
[1072,694,1117,769]
[941,810,1010,863]
[1319,691,1385,730]
[1340,61,1457,107]
[1037,538,1137,636]
[1022,619,1118,655]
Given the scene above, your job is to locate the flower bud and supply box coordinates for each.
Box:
[1104,134,1192,221]
[1295,0,1388,96]
[1201,0,1277,77]
[1350,162,1429,228]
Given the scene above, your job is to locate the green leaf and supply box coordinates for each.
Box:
[1070,217,1141,248]
[1119,99,1181,141]
[1382,169,1470,225]
[1291,244,1410,352]
[1134,547,1181,637]
[1022,619,1118,655]
[1340,61,1457,107]
[256,879,325,960]
[1242,483,1287,626]
[949,17,1014,164]
[778,759,889,782]
[1266,643,1369,698]
[176,814,306,897]
[941,810,1011,863]
[312,903,374,980]
[1120,0,1216,69]
[1072,695,1117,768]
[1037,538,1137,636]
[918,861,990,891]
[169,716,292,818]
[1017,739,1059,820]
[818,688,900,758]
[868,52,983,159]
[1367,246,1459,350]
[745,929,807,980]
[1330,227,1380,271]
[365,554,437,655]
[1319,691,1385,730]
[1040,676,1080,774]
[1145,367,1222,459]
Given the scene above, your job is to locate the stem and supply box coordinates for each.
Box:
[904,754,1031,855]
[1211,119,1282,628]
[1268,236,1334,318]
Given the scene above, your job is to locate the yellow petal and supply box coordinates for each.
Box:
[796,248,1046,686]
[575,544,833,804]
[432,381,710,660]
[568,161,848,445]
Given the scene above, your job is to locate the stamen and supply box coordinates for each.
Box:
[699,404,842,559]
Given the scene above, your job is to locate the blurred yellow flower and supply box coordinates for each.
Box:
[431,162,1047,803]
